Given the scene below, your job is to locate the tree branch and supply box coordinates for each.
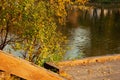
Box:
[0,21,9,50]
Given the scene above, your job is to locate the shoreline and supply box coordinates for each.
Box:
[85,2,120,8]
[57,54,120,80]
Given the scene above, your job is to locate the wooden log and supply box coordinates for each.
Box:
[0,50,63,80]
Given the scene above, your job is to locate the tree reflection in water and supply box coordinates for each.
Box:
[64,7,120,60]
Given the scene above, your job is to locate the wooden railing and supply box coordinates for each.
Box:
[0,50,63,80]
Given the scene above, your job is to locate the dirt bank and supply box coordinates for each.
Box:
[57,54,120,80]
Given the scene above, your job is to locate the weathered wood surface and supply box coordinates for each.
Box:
[0,50,63,80]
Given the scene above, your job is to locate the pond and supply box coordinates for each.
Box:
[2,5,120,61]
[64,6,120,60]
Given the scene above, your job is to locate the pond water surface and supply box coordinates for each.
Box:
[3,6,120,60]
[64,6,120,60]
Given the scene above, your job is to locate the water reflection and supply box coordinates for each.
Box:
[3,45,24,57]
[64,27,90,59]
[64,7,120,59]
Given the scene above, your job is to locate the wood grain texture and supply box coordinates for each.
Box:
[0,50,63,80]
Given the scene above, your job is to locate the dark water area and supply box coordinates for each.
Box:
[63,6,120,60]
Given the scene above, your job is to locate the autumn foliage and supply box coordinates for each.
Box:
[0,0,87,65]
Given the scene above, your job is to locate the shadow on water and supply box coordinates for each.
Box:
[64,6,120,60]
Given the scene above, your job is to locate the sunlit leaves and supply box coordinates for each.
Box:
[76,0,88,5]
[9,0,67,65]
[49,0,87,25]
[0,0,87,66]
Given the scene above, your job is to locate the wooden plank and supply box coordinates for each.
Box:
[0,50,63,80]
